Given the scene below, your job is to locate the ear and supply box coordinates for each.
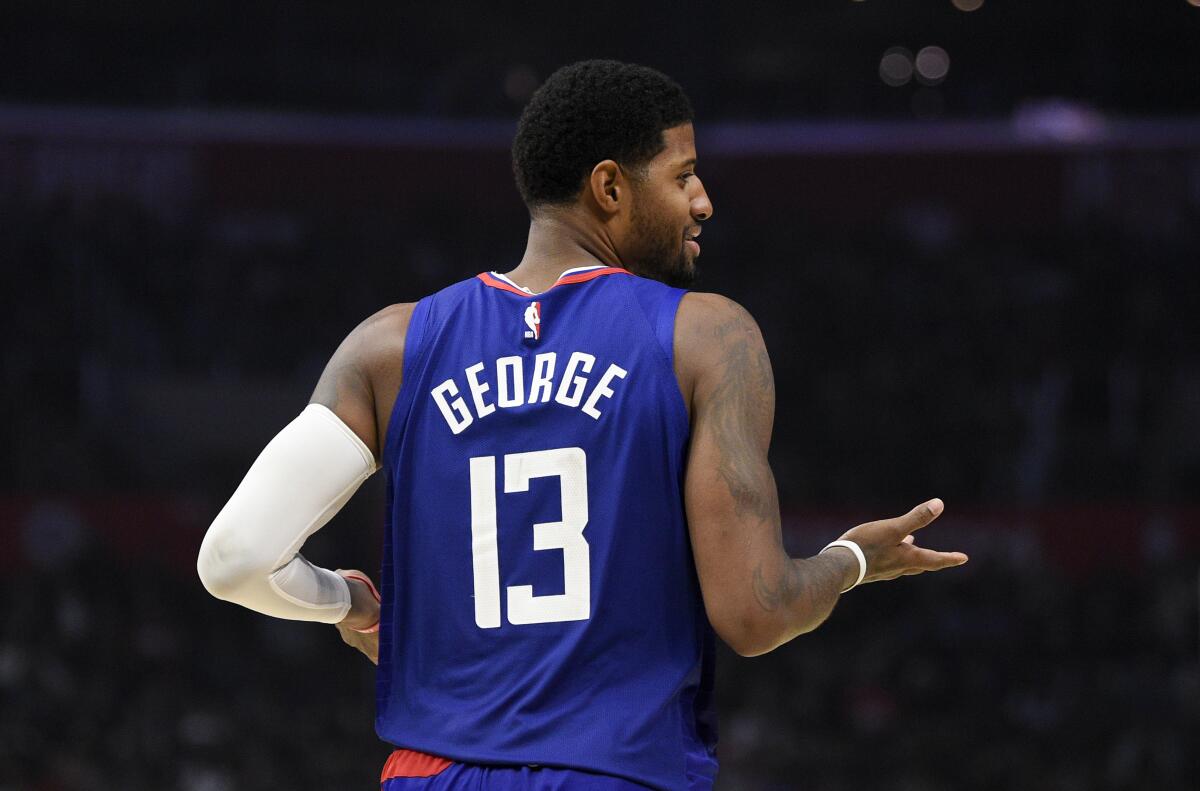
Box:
[586,160,623,216]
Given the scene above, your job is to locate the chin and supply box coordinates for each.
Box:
[633,247,696,288]
[664,259,696,289]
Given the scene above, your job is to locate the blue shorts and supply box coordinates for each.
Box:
[379,749,654,790]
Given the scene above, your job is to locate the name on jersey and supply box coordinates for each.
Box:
[431,351,628,435]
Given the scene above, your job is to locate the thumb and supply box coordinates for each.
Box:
[896,498,944,535]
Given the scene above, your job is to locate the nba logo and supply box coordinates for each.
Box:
[523,301,542,341]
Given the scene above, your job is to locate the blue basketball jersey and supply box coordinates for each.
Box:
[376,265,717,790]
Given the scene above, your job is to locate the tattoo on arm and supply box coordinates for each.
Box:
[703,301,849,621]
[707,305,778,525]
[751,560,798,612]
[703,303,802,615]
[752,555,848,616]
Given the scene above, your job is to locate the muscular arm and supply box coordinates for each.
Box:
[309,303,415,461]
[197,303,414,630]
[676,293,966,657]
[677,293,855,656]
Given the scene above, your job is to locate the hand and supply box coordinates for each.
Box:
[836,498,968,586]
[334,569,380,665]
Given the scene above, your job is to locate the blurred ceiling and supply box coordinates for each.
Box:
[3,0,1199,119]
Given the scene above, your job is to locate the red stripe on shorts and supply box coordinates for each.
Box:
[380,748,452,782]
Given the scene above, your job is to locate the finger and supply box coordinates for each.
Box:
[338,570,382,602]
[894,498,944,535]
[906,546,969,570]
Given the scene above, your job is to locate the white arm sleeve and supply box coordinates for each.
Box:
[197,403,379,623]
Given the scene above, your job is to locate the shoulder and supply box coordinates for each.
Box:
[676,292,764,363]
[330,302,415,365]
[354,272,487,357]
[677,291,757,326]
[674,292,768,413]
[356,302,418,342]
[349,302,419,376]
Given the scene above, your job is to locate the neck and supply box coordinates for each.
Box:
[505,209,622,293]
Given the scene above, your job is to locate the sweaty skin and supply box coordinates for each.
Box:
[311,122,967,662]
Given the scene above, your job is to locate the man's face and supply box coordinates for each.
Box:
[624,124,713,288]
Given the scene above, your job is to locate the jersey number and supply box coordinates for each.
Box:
[468,447,590,629]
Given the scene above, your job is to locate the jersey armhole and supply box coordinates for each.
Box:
[382,297,433,463]
[654,289,686,368]
[628,280,690,433]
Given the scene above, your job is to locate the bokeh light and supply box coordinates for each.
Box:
[952,0,985,11]
[880,47,914,87]
[915,46,951,85]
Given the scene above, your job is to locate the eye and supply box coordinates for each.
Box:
[679,172,694,183]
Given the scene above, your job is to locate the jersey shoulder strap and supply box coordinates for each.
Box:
[621,276,688,372]
[380,283,449,460]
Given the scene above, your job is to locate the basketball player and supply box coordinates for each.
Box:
[198,60,968,790]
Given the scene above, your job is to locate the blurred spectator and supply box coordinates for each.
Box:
[3,194,1196,505]
[0,532,1194,789]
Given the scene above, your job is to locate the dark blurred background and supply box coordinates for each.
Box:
[2,2,1198,790]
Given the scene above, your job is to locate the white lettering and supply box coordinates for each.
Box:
[582,363,628,419]
[432,379,473,434]
[496,356,525,408]
[554,352,595,408]
[431,351,629,434]
[529,352,556,403]
[465,362,495,418]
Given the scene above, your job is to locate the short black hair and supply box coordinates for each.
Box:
[512,60,694,210]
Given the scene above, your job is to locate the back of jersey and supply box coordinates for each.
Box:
[377,266,717,790]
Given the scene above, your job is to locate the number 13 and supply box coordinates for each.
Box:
[469,447,590,628]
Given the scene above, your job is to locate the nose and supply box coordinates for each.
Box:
[691,178,713,222]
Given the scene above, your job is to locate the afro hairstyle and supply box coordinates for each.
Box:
[512,60,694,210]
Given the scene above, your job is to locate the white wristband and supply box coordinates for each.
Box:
[820,539,867,593]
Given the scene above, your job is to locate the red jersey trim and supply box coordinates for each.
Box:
[341,573,381,633]
[476,271,534,296]
[475,266,631,296]
[380,748,452,782]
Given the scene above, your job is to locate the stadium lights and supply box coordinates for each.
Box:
[880,47,914,87]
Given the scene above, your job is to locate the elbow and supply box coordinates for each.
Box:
[197,526,273,602]
[711,610,787,658]
[712,601,829,657]
[726,635,776,658]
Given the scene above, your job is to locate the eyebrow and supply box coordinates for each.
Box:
[678,157,697,169]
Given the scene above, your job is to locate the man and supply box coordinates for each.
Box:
[197,60,967,790]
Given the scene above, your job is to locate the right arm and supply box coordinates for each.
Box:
[676,292,967,657]
[197,304,414,637]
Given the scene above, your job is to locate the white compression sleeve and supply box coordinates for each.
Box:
[197,404,379,623]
